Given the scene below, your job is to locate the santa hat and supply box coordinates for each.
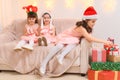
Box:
[83,6,97,19]
[41,11,53,29]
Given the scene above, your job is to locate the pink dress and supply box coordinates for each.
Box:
[56,27,82,44]
[40,26,55,43]
[21,24,39,42]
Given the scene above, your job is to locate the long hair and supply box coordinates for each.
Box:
[76,19,92,33]
[76,19,93,43]
[27,11,38,23]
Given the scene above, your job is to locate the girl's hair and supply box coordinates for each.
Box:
[76,19,92,33]
[27,11,38,23]
[42,12,51,18]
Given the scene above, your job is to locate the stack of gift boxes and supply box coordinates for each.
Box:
[88,37,120,80]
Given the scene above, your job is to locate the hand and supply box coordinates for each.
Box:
[104,41,113,46]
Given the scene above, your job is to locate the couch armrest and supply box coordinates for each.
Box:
[0,24,17,43]
[79,38,91,73]
[0,32,16,43]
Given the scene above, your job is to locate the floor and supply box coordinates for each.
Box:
[0,71,88,80]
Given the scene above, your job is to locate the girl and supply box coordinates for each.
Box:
[38,12,56,46]
[40,6,113,74]
[14,5,40,51]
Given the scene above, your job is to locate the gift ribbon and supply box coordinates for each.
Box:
[95,71,100,80]
[97,49,102,62]
[114,71,118,80]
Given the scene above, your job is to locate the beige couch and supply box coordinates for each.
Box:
[0,19,90,76]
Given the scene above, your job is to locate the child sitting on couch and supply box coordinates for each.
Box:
[14,5,40,51]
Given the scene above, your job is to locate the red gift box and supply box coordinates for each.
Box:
[88,70,120,80]
[104,44,119,54]
[92,49,106,62]
[98,71,115,80]
[109,50,119,56]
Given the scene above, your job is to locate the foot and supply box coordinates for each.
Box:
[14,46,22,50]
[38,38,42,46]
[39,66,46,75]
[42,37,48,46]
[22,44,33,51]
[56,55,63,64]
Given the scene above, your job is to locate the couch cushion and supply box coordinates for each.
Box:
[12,19,80,39]
[53,19,80,34]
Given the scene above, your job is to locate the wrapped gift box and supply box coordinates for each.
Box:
[92,49,106,62]
[88,70,120,80]
[104,44,119,55]
[109,50,119,56]
[91,62,120,71]
[107,55,120,62]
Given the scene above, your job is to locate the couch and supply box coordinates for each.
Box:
[0,19,91,76]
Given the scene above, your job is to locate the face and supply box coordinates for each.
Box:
[28,17,36,25]
[43,14,51,25]
[87,19,97,28]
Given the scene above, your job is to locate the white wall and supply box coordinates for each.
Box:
[0,0,120,45]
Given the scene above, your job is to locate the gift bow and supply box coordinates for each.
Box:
[107,37,114,44]
[104,44,119,52]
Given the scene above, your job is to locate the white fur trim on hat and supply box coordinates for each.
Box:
[82,14,98,19]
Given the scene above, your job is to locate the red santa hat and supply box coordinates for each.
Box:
[83,6,97,19]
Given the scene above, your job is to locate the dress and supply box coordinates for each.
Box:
[57,27,82,44]
[21,24,39,42]
[40,26,55,43]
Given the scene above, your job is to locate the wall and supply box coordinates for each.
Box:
[0,0,120,45]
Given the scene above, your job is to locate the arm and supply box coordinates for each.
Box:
[23,25,28,36]
[35,25,40,36]
[81,27,112,45]
[51,26,56,36]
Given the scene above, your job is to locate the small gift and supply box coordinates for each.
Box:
[92,49,106,62]
[104,44,119,55]
[109,49,119,56]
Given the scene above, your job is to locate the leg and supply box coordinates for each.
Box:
[42,37,48,46]
[57,44,77,64]
[40,43,64,74]
[14,40,26,50]
[22,39,34,50]
[38,38,42,46]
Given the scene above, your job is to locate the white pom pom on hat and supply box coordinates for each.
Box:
[82,6,97,19]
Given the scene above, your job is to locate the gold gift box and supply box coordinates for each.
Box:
[107,55,120,62]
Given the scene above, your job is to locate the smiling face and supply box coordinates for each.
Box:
[87,19,97,28]
[42,13,51,25]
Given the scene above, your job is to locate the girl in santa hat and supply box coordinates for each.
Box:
[40,6,113,75]
[14,5,40,51]
[38,12,56,46]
